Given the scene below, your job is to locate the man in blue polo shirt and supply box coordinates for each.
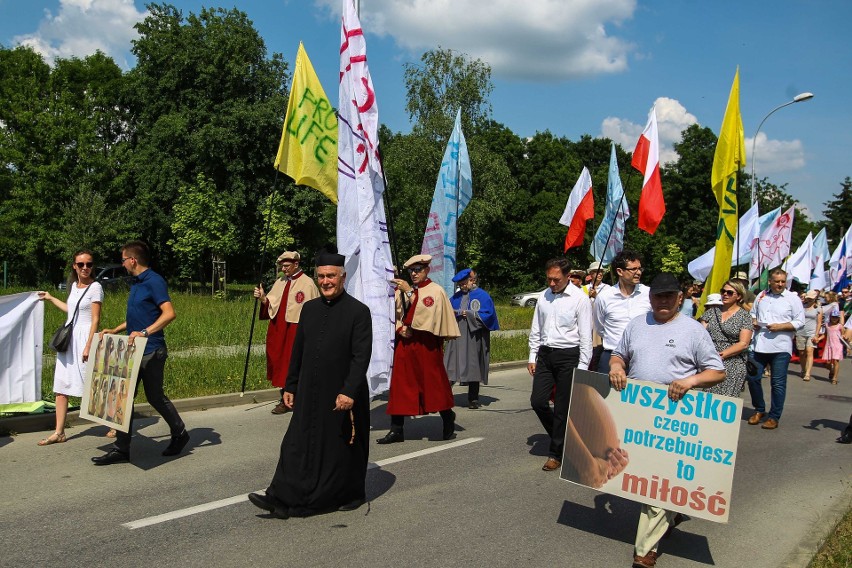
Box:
[92,241,189,465]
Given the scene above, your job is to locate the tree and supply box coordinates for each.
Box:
[168,173,239,282]
[0,46,131,284]
[403,48,493,140]
[660,243,686,277]
[126,4,289,276]
[822,176,852,241]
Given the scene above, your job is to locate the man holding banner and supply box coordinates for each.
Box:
[609,273,725,568]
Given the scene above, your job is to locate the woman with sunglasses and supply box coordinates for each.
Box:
[699,280,753,396]
[37,250,104,445]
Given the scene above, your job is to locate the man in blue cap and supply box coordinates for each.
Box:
[444,268,499,408]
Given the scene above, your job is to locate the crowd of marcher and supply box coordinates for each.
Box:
[33,242,851,568]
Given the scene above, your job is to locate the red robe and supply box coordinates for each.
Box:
[261,272,317,388]
[386,279,455,415]
[261,304,297,389]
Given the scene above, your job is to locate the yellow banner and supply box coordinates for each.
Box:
[697,69,745,318]
[274,42,338,204]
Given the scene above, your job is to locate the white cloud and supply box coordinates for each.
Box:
[747,132,806,175]
[13,0,147,67]
[600,97,697,164]
[315,0,637,81]
[601,99,807,178]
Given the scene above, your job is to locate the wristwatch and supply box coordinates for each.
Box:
[141,328,149,337]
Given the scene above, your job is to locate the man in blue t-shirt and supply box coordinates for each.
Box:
[92,241,189,465]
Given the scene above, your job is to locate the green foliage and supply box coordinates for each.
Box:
[822,176,852,241]
[125,3,288,275]
[257,191,295,257]
[168,173,240,280]
[660,243,686,277]
[403,48,493,140]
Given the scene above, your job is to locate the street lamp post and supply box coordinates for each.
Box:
[750,92,814,207]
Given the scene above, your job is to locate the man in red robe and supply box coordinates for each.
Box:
[378,254,460,444]
[254,251,319,414]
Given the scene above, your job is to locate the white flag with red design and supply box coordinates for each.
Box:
[632,107,665,234]
[559,166,594,251]
[749,206,795,278]
[336,0,395,396]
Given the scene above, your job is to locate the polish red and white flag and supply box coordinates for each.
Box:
[632,107,665,234]
[559,166,594,251]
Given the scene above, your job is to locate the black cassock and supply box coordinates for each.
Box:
[266,291,372,516]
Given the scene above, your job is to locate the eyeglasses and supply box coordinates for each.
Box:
[408,266,425,273]
[121,257,134,263]
[75,262,94,268]
[621,266,643,273]
[720,289,736,296]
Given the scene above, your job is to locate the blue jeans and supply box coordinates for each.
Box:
[747,351,792,421]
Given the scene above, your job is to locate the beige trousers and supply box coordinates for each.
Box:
[634,505,677,556]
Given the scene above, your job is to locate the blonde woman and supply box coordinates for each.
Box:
[38,250,104,445]
[700,280,753,396]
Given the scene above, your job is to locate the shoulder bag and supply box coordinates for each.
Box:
[49,284,92,353]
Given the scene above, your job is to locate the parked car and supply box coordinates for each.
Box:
[511,289,546,307]
[57,264,130,291]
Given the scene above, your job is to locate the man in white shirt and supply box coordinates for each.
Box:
[747,268,805,429]
[593,250,651,374]
[528,258,593,472]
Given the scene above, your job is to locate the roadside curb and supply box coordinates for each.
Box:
[0,360,529,435]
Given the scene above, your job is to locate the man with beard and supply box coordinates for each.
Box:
[248,251,372,517]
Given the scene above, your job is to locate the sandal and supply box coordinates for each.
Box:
[803,376,811,381]
[37,432,66,446]
[106,429,117,438]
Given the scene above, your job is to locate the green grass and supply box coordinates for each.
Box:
[496,304,535,331]
[809,505,852,568]
[1,287,531,402]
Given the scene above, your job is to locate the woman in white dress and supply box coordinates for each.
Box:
[37,250,104,445]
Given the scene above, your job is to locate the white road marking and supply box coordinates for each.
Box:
[123,436,484,530]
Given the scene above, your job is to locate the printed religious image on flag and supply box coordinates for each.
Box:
[560,370,743,523]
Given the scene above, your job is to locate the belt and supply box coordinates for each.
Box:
[539,345,579,354]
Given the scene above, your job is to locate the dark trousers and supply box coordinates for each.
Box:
[530,346,580,460]
[115,348,185,454]
[468,381,480,402]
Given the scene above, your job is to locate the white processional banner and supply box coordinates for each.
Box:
[0,292,44,404]
[336,0,395,397]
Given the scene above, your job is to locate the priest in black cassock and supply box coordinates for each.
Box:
[249,251,372,518]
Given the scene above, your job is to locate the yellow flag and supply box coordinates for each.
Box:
[697,68,746,317]
[274,42,338,204]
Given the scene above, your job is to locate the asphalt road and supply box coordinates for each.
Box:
[2,364,850,568]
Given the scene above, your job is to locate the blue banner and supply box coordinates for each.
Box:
[590,143,629,265]
[421,109,472,296]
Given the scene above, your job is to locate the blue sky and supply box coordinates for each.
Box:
[1,0,849,223]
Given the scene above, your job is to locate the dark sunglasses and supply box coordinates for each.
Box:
[720,289,736,296]
[408,266,425,273]
[75,262,94,268]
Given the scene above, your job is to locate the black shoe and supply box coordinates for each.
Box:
[468,400,481,409]
[376,431,404,444]
[837,427,852,444]
[442,409,456,440]
[338,498,366,512]
[248,492,289,519]
[162,430,190,456]
[92,449,130,466]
